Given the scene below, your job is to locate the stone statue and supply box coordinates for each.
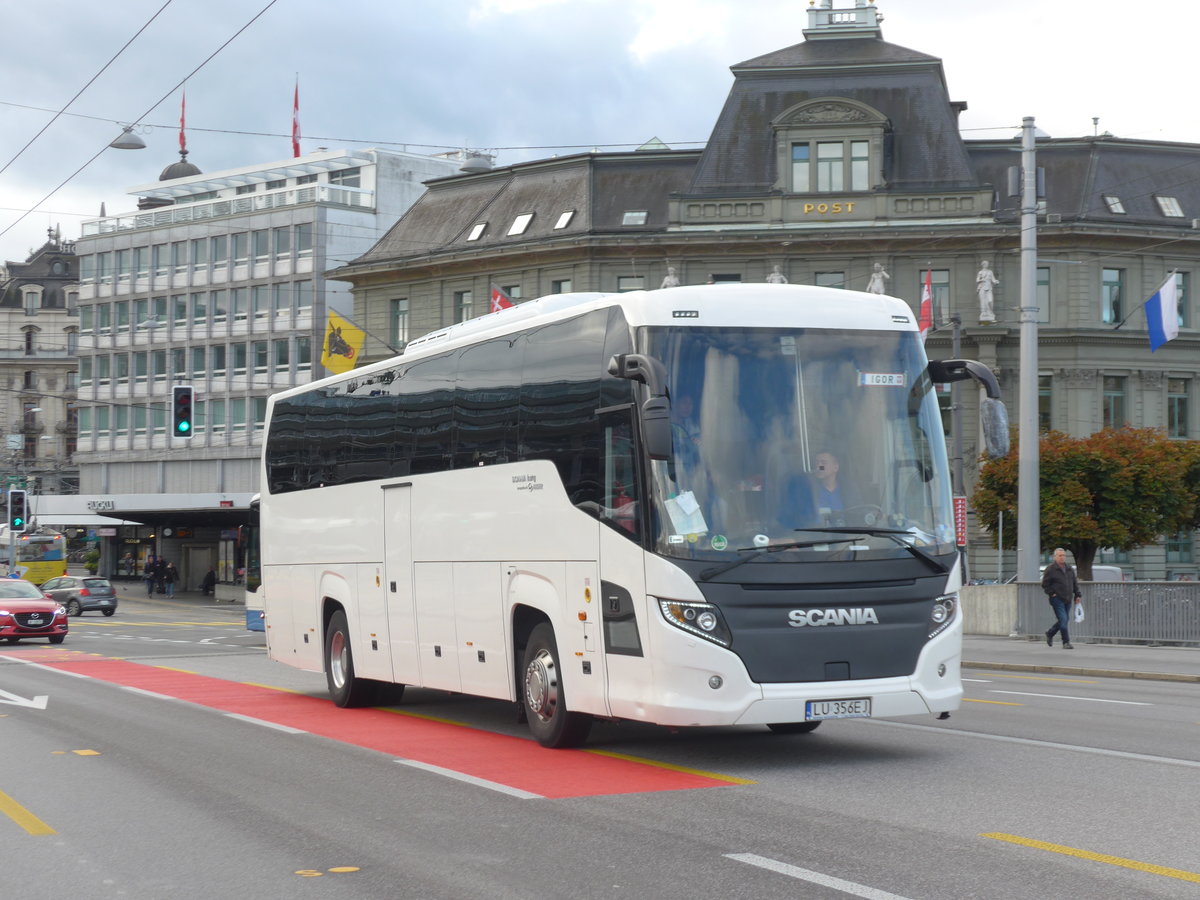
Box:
[866,262,890,294]
[660,266,680,289]
[766,265,788,284]
[976,260,999,323]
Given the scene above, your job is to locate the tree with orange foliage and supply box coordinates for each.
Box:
[972,428,1195,580]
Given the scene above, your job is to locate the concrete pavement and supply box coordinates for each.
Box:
[98,576,1200,685]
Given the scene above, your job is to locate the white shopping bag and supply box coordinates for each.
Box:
[1074,602,1085,623]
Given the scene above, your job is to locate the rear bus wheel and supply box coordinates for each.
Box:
[324,609,375,708]
[522,623,592,748]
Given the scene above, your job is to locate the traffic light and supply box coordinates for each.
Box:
[172,385,194,438]
[8,490,27,532]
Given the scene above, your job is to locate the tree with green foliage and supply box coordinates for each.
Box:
[972,428,1196,579]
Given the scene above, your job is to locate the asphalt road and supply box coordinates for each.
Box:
[1,600,1197,899]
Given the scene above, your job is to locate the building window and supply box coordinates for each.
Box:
[211,344,226,377]
[133,247,149,280]
[554,210,575,229]
[621,210,648,226]
[273,339,290,372]
[211,235,228,269]
[296,173,318,185]
[1175,272,1190,328]
[191,292,207,326]
[1155,196,1185,217]
[23,331,35,355]
[551,279,572,293]
[272,283,290,320]
[294,223,313,259]
[791,138,872,193]
[152,244,167,278]
[1037,266,1051,324]
[328,167,361,187]
[296,337,312,374]
[253,230,269,263]
[1166,531,1194,563]
[265,179,286,190]
[232,233,249,266]
[295,280,312,313]
[211,289,228,325]
[236,183,257,195]
[1168,378,1189,438]
[22,372,37,391]
[115,249,130,283]
[916,270,950,323]
[1103,195,1126,214]
[617,275,645,292]
[507,213,534,236]
[231,287,248,322]
[273,227,291,260]
[208,399,227,435]
[454,290,473,322]
[171,241,187,274]
[501,285,522,301]
[815,272,845,289]
[1102,268,1124,324]
[232,343,247,376]
[191,346,206,380]
[711,273,742,283]
[172,295,187,327]
[191,239,207,271]
[252,341,268,375]
[1038,374,1053,432]
[396,300,415,348]
[467,223,486,241]
[252,285,269,320]
[1102,375,1126,429]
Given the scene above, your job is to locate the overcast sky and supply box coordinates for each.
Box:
[2,0,1196,267]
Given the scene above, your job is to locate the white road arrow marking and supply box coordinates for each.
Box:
[0,688,48,709]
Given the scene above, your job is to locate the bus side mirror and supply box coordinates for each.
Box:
[928,358,1010,458]
[642,396,672,461]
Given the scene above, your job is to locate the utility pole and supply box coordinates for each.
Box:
[1016,117,1041,582]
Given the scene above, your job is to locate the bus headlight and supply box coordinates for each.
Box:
[659,599,732,647]
[927,594,958,639]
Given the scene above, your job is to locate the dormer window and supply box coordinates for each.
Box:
[507,213,534,236]
[622,210,648,225]
[1156,196,1184,217]
[467,222,487,241]
[773,98,888,195]
[1103,195,1126,214]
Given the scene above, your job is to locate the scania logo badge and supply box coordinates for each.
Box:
[788,607,879,627]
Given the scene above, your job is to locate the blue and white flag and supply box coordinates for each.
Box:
[1144,275,1179,352]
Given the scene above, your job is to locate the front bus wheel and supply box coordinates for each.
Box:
[325,609,375,708]
[522,623,592,748]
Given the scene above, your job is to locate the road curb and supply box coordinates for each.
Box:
[963,660,1200,684]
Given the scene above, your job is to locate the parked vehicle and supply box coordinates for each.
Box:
[40,575,118,617]
[0,579,68,643]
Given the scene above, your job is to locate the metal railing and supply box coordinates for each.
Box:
[1016,582,1200,645]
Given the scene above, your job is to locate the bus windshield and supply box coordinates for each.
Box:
[643,325,955,564]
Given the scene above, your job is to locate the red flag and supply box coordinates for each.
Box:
[919,268,934,343]
[291,80,301,158]
[490,285,515,313]
[179,90,187,154]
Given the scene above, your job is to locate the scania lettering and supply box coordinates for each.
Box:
[788,608,880,627]
[260,284,1008,748]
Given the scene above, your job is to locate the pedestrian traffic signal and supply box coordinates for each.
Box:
[8,489,27,531]
[172,385,194,438]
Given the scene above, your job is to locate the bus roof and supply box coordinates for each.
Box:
[278,284,917,404]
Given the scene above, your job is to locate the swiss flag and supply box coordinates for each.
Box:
[490,285,515,313]
[919,268,934,343]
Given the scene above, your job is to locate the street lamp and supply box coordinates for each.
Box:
[109,125,147,151]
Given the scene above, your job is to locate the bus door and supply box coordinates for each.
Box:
[382,482,420,686]
[597,410,651,718]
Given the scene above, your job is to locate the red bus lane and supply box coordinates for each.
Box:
[5,650,749,799]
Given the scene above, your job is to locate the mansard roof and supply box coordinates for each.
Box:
[688,37,979,195]
[349,150,699,267]
[968,136,1200,227]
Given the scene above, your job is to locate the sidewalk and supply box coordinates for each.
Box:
[109,579,244,618]
[963,635,1200,683]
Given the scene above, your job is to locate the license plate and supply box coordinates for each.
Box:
[805,698,871,721]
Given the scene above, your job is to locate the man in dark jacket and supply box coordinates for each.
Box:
[1041,547,1082,649]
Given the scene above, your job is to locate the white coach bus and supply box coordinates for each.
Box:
[260,284,1008,747]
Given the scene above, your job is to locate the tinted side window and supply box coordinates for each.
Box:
[405,352,457,476]
[455,338,522,469]
[519,311,606,505]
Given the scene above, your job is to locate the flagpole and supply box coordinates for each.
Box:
[329,307,403,355]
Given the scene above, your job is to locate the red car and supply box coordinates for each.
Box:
[0,578,68,644]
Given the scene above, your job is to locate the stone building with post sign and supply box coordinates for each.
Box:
[333,0,1200,580]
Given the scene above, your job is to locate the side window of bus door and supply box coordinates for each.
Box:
[600,412,641,540]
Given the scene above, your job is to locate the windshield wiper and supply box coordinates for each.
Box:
[791,526,949,574]
[698,537,861,581]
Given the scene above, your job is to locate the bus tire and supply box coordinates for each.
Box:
[767,721,821,735]
[324,609,374,708]
[522,623,592,748]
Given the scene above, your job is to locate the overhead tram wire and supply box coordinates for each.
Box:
[0,0,281,245]
[0,0,176,179]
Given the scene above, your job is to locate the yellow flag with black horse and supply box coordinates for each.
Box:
[321,311,365,374]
